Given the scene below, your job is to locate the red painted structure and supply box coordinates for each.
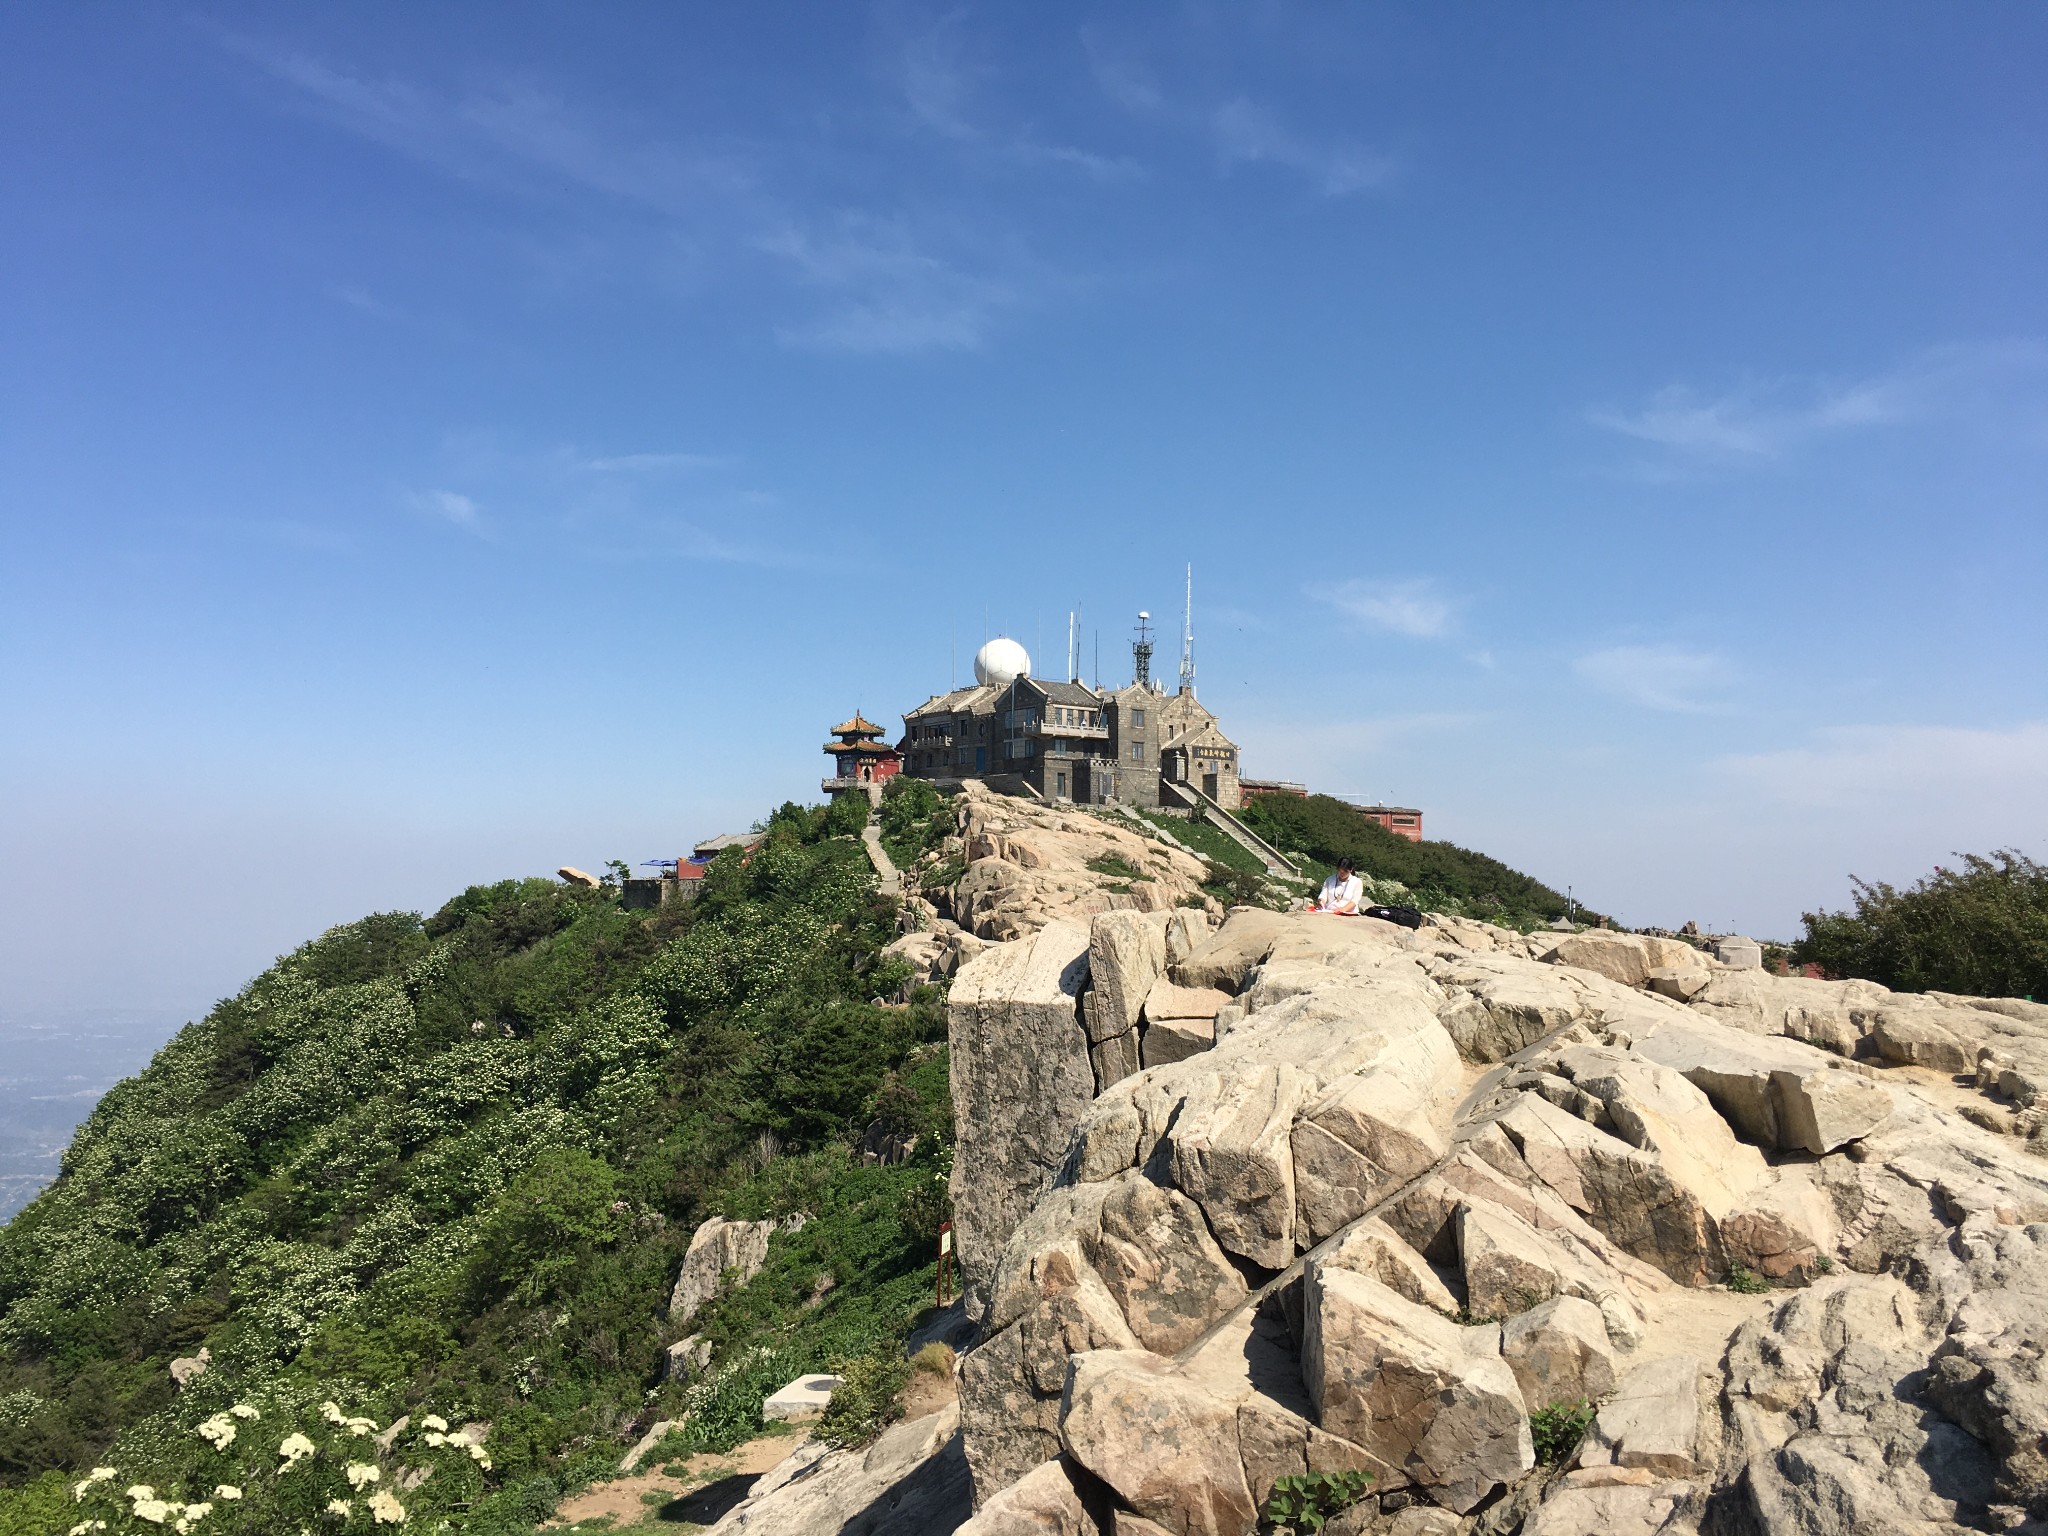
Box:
[1353,804,1424,842]
[823,713,902,789]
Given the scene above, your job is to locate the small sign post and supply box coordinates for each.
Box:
[937,1221,954,1308]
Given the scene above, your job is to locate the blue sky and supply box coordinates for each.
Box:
[3,4,2045,1019]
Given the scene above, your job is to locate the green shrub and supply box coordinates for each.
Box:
[1529,1398,1596,1464]
[467,1146,626,1303]
[824,793,872,839]
[1087,852,1144,884]
[879,778,954,868]
[910,1342,954,1377]
[1202,863,1277,910]
[815,1351,911,1448]
[1794,850,2048,999]
[1725,1261,1771,1294]
[1261,1469,1373,1531]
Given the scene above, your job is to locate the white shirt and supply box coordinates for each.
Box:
[1316,873,1363,913]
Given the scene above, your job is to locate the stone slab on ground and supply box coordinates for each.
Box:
[764,1374,845,1422]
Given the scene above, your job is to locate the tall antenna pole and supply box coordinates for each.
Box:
[1179,563,1196,696]
[1133,611,1154,690]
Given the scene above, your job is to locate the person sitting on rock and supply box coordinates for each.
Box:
[1312,857,1364,915]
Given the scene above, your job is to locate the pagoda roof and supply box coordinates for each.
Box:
[831,713,886,736]
[824,739,897,754]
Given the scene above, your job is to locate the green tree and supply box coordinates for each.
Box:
[468,1147,626,1302]
[1794,851,2048,998]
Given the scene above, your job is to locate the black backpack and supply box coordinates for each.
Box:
[1363,904,1423,930]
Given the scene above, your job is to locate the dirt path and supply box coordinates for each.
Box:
[548,1431,801,1531]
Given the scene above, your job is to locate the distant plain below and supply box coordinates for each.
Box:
[0,1006,191,1221]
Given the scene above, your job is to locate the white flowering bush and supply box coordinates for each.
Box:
[56,1397,491,1534]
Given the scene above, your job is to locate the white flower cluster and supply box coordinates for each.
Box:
[278,1431,317,1467]
[419,1426,491,1469]
[319,1400,379,1435]
[345,1462,380,1489]
[70,1465,116,1499]
[367,1488,408,1525]
[117,1484,213,1529]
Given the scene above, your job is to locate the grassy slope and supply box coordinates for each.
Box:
[1130,809,1269,876]
[0,795,958,1535]
[1237,794,1575,926]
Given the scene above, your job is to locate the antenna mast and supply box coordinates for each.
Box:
[1179,564,1196,696]
[1133,611,1154,690]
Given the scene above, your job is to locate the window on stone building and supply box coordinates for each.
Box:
[1132,709,1146,727]
[1129,742,1144,761]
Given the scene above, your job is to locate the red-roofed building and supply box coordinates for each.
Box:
[823,712,901,793]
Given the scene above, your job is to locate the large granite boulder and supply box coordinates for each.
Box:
[1500,1295,1617,1408]
[1170,907,1292,994]
[1060,1350,1256,1536]
[1629,1012,1893,1154]
[1577,1356,1700,1477]
[953,1455,1102,1536]
[1302,1264,1533,1513]
[951,921,1096,1318]
[1495,1093,1722,1285]
[1290,1070,1448,1245]
[1162,1062,1316,1268]
[671,1216,778,1329]
[1546,930,1701,989]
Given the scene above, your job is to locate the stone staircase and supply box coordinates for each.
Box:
[1158,778,1298,878]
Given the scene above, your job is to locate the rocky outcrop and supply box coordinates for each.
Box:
[949,785,1214,942]
[671,1216,783,1329]
[704,1404,972,1536]
[1083,913,1168,1091]
[950,921,1096,1320]
[933,793,2048,1536]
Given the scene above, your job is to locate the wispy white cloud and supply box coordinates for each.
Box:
[576,452,722,475]
[1715,721,2048,812]
[761,216,1019,353]
[1312,578,1456,638]
[412,436,818,567]
[1081,27,1395,197]
[417,489,484,530]
[1575,645,1733,713]
[1212,97,1397,196]
[224,34,751,216]
[1237,712,1480,803]
[224,30,1046,354]
[327,284,402,319]
[883,11,1140,181]
[1080,28,1165,115]
[1590,341,2048,461]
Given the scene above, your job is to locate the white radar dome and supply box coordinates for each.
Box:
[973,636,1032,688]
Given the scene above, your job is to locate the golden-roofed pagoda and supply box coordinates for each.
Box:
[823,711,900,794]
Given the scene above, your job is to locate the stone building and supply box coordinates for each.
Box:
[899,631,1242,810]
